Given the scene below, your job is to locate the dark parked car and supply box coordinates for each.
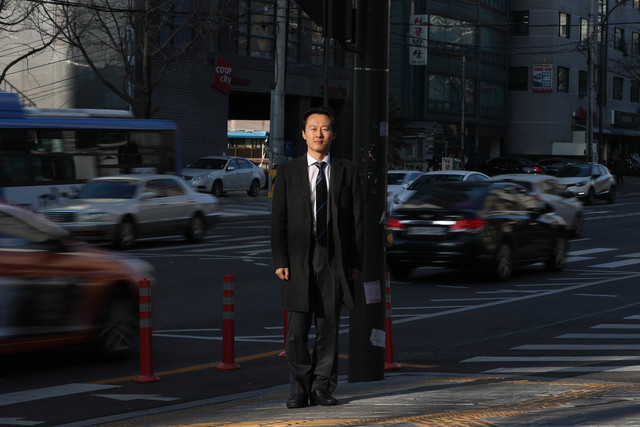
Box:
[477,156,545,176]
[537,158,579,175]
[386,181,568,281]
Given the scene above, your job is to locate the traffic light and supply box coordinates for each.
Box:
[295,0,353,39]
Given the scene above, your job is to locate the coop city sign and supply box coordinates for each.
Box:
[213,56,233,94]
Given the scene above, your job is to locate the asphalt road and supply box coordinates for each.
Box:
[3,188,640,426]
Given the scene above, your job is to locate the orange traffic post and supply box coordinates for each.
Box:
[217,274,241,370]
[384,273,401,370]
[135,278,160,382]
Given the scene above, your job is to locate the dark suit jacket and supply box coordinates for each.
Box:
[271,154,364,312]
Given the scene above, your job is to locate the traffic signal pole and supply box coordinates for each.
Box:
[349,0,390,383]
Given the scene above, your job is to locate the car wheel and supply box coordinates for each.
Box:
[585,187,595,205]
[546,235,567,272]
[96,291,138,359]
[607,185,616,204]
[247,179,260,197]
[211,180,223,197]
[115,219,135,250]
[571,212,583,237]
[389,263,412,280]
[185,214,204,242]
[492,242,513,281]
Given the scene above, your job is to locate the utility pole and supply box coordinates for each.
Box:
[461,56,465,164]
[349,0,389,383]
[587,0,597,162]
[269,0,287,169]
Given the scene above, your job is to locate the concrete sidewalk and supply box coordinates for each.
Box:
[95,371,640,426]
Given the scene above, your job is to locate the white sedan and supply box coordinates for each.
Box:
[182,156,266,197]
[389,170,489,212]
[490,173,584,237]
[39,174,219,249]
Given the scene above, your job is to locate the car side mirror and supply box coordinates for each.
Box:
[227,166,236,172]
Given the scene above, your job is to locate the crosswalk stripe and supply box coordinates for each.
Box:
[557,333,640,339]
[515,344,640,350]
[568,248,617,256]
[591,259,640,268]
[484,366,640,373]
[463,356,640,362]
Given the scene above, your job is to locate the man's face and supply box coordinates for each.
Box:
[302,113,333,158]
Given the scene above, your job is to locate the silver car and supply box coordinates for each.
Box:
[555,162,616,205]
[490,174,584,237]
[182,155,266,197]
[39,174,219,249]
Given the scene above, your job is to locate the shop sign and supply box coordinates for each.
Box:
[212,55,233,94]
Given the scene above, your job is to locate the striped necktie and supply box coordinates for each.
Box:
[314,162,328,246]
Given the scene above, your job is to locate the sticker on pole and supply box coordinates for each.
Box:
[370,328,385,348]
[364,281,381,304]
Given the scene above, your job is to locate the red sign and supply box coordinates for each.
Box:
[213,56,233,94]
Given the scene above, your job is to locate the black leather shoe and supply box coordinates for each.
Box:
[310,389,338,406]
[286,394,308,409]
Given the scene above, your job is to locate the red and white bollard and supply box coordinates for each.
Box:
[135,278,160,382]
[217,274,240,370]
[384,273,401,370]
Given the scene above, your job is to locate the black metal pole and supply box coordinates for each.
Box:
[349,0,389,383]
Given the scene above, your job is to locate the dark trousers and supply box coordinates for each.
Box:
[286,243,342,396]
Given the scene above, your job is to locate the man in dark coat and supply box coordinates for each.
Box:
[271,106,364,408]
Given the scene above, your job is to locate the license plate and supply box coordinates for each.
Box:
[406,226,446,236]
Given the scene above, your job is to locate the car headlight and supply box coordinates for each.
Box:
[77,211,113,222]
[192,174,210,183]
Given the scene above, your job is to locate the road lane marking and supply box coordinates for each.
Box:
[568,248,617,256]
[558,333,640,339]
[0,384,117,407]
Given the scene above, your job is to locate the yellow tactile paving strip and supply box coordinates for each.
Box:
[103,376,640,427]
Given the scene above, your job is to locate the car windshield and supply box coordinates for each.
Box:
[387,173,408,185]
[407,174,464,190]
[405,184,487,210]
[557,165,590,178]
[187,158,227,170]
[77,180,138,199]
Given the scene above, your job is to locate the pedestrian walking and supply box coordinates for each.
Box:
[270,106,364,409]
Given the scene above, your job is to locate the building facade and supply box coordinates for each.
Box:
[0,1,354,169]
[508,0,640,164]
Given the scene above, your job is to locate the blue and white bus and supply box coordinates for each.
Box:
[0,93,181,210]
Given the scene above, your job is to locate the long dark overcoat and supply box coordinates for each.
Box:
[270,155,364,311]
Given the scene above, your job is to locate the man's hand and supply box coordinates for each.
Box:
[347,268,360,281]
[275,267,290,280]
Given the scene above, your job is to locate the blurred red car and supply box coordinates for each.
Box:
[0,203,154,357]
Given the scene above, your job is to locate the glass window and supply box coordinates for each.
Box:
[579,70,588,97]
[631,80,640,102]
[559,13,571,38]
[162,179,184,197]
[614,27,625,52]
[509,66,528,91]
[580,18,589,42]
[509,11,529,37]
[613,77,624,100]
[479,81,504,118]
[429,15,476,47]
[633,32,640,55]
[557,67,570,93]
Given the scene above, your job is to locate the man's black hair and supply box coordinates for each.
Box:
[301,106,337,132]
